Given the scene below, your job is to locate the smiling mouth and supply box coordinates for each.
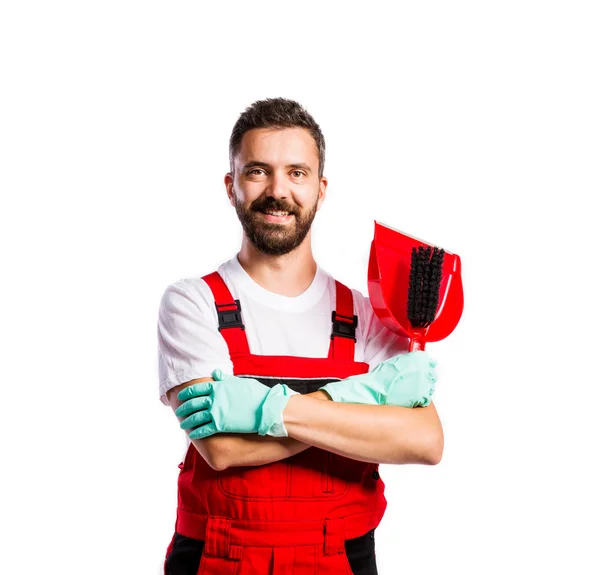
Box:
[257,210,295,222]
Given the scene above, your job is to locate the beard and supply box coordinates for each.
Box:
[232,191,319,256]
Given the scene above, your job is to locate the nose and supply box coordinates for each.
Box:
[265,171,288,200]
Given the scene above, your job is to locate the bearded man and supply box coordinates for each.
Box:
[158,97,442,575]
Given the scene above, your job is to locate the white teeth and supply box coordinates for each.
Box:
[265,211,289,216]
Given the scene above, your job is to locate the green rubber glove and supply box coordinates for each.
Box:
[175,369,299,439]
[319,350,438,407]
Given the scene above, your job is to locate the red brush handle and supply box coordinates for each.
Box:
[409,340,424,351]
[409,329,427,351]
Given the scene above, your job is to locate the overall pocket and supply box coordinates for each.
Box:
[217,461,289,500]
[288,448,352,500]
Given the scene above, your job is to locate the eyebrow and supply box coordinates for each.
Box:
[242,161,313,174]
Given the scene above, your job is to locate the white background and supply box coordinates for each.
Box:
[1,1,599,574]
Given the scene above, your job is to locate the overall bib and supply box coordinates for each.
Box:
[164,272,386,575]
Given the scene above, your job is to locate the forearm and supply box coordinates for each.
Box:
[283,394,444,465]
[216,390,330,470]
[213,433,310,469]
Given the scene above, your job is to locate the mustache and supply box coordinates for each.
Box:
[252,199,297,215]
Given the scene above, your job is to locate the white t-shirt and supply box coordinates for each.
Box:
[157,256,409,406]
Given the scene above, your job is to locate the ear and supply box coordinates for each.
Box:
[316,177,328,211]
[224,173,235,207]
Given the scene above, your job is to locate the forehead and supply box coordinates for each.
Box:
[236,127,319,167]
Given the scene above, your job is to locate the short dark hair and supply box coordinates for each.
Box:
[229,98,326,178]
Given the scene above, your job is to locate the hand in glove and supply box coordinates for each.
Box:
[175,369,299,439]
[319,350,437,407]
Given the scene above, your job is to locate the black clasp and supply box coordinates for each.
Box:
[215,300,245,331]
[331,311,358,341]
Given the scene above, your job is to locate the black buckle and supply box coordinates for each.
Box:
[215,300,245,331]
[331,311,357,341]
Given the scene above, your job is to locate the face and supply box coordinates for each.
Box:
[225,127,327,256]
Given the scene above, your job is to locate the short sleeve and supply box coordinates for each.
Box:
[354,290,409,369]
[157,279,233,405]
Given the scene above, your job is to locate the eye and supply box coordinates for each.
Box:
[291,170,305,178]
[248,168,266,176]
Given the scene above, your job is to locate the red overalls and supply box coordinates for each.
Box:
[164,271,386,574]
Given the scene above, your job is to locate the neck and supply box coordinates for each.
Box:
[237,233,318,297]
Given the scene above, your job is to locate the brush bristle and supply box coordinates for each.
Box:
[407,246,445,327]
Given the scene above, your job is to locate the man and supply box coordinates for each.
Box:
[157,97,443,575]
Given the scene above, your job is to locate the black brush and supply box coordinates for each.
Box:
[407,246,445,343]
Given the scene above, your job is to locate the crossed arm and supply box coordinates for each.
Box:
[167,378,443,471]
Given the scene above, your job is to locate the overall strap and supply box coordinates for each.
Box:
[203,271,358,362]
[202,271,250,357]
[328,280,358,361]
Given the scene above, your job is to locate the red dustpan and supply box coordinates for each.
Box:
[368,221,464,351]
